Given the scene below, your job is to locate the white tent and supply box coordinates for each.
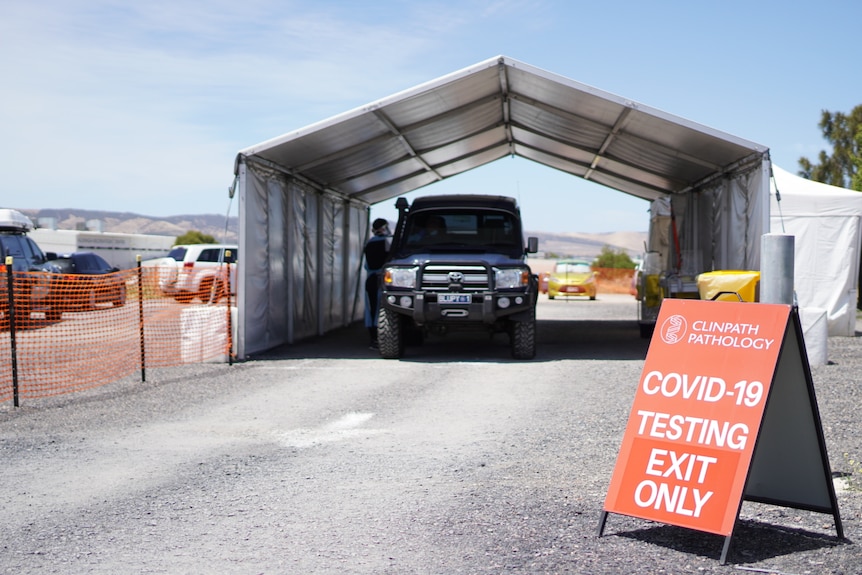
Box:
[770,165,862,336]
[233,56,771,359]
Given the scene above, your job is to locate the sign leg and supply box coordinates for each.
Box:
[720,534,733,565]
[597,511,609,537]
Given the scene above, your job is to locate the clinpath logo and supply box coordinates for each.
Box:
[659,314,687,344]
[658,311,777,351]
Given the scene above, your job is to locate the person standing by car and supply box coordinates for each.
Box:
[364,218,390,349]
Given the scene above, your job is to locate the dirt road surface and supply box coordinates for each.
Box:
[1,294,860,574]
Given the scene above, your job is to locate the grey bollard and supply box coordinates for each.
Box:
[760,233,795,305]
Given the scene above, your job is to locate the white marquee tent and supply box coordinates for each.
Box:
[232,56,772,359]
[770,165,862,336]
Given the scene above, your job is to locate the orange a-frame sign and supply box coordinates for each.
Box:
[599,299,842,563]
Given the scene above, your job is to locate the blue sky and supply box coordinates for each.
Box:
[2,1,859,233]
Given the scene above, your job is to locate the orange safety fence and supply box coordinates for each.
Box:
[594,267,636,294]
[0,265,233,406]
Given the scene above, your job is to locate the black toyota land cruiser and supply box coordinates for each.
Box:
[376,194,539,359]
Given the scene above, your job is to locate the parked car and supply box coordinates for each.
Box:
[142,244,237,303]
[0,208,63,326]
[547,259,597,300]
[46,252,127,311]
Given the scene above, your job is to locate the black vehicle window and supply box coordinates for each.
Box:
[21,238,45,264]
[0,236,25,259]
[404,211,518,249]
[480,214,516,246]
[197,249,221,263]
[168,247,187,261]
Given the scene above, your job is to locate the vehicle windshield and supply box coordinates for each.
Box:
[555,262,591,274]
[402,211,519,251]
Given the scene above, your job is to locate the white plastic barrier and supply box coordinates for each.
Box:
[800,307,828,367]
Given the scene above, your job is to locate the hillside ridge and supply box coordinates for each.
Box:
[19,208,646,258]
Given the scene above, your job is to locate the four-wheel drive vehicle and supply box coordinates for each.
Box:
[143,244,237,303]
[0,208,62,326]
[377,195,539,360]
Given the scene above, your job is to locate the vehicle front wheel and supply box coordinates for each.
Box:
[198,278,214,303]
[174,292,194,304]
[510,313,536,360]
[114,284,127,307]
[377,307,404,359]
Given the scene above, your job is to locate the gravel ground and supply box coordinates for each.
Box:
[0,295,860,574]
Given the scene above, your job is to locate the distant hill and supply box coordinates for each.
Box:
[21,208,239,243]
[532,230,647,259]
[19,208,646,257]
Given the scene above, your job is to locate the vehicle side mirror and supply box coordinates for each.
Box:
[526,237,538,254]
[46,252,57,260]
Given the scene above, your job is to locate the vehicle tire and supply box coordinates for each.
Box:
[212,279,228,303]
[45,307,62,322]
[15,301,32,326]
[511,312,536,360]
[114,284,127,307]
[198,278,214,303]
[548,294,555,300]
[589,294,596,301]
[377,307,404,359]
[174,292,194,304]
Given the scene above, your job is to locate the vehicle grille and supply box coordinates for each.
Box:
[420,264,489,292]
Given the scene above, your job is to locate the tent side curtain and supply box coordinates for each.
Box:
[237,158,367,359]
[668,158,767,276]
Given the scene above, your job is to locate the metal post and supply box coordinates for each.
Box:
[760,233,795,305]
[225,251,233,366]
[136,256,146,382]
[5,257,20,407]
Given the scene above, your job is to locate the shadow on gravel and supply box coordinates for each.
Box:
[253,318,651,363]
[614,519,847,564]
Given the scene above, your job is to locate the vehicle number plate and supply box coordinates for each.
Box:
[439,293,471,304]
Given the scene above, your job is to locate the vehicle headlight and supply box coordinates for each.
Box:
[494,267,529,289]
[383,266,418,289]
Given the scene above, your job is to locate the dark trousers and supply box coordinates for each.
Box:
[365,273,380,329]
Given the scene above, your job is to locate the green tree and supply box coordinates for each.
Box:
[592,245,635,269]
[174,230,216,245]
[798,105,862,191]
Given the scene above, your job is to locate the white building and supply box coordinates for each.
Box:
[30,228,175,270]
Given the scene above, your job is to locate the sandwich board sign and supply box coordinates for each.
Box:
[599,299,842,564]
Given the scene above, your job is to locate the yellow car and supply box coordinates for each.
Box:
[547,260,597,300]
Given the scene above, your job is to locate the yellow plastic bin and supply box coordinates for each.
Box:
[696,270,761,302]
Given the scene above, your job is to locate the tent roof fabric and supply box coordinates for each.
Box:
[239,55,769,206]
[771,164,862,217]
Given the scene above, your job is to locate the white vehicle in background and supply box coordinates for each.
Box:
[143,244,237,303]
